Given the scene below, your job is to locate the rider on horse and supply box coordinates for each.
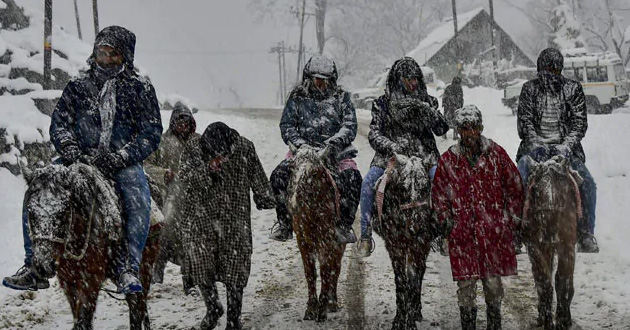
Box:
[432,105,524,330]
[268,55,362,244]
[358,57,448,255]
[516,47,599,253]
[2,26,162,294]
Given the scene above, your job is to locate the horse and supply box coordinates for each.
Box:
[286,145,346,322]
[24,163,161,330]
[372,154,436,330]
[521,155,582,330]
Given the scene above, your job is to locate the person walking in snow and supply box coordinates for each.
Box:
[2,26,162,294]
[516,47,599,253]
[268,55,362,244]
[432,105,524,330]
[144,102,199,285]
[441,76,464,140]
[176,121,276,330]
[356,57,448,256]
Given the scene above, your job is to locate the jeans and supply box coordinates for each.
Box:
[359,165,436,239]
[22,162,151,274]
[517,156,597,235]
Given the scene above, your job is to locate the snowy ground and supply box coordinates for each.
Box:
[1,87,629,329]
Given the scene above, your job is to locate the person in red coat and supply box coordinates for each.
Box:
[432,105,524,330]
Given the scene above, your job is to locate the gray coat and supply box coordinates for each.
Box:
[177,135,275,288]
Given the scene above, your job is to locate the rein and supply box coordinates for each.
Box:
[62,193,97,261]
[523,166,583,221]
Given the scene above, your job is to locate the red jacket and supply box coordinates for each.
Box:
[432,137,524,281]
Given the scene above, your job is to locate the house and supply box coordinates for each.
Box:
[407,7,534,84]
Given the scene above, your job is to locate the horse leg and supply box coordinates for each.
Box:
[73,280,100,330]
[555,237,576,330]
[384,237,410,330]
[326,245,345,313]
[297,237,319,321]
[407,238,431,324]
[527,242,554,330]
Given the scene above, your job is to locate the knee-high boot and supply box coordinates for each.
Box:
[459,306,477,330]
[226,285,244,330]
[486,302,501,330]
[199,283,223,330]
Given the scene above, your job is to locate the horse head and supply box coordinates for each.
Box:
[386,154,431,205]
[287,145,336,210]
[527,155,582,213]
[25,164,73,277]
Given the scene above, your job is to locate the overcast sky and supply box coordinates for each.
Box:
[22,0,534,109]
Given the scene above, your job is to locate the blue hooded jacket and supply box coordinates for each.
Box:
[50,26,162,167]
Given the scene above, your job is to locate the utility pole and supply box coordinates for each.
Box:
[270,42,299,104]
[93,0,99,37]
[44,0,52,90]
[74,0,82,40]
[489,0,498,80]
[296,0,307,84]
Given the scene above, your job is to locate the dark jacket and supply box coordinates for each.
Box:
[50,26,162,167]
[178,135,275,288]
[279,61,357,158]
[516,74,587,162]
[442,81,464,124]
[368,57,449,168]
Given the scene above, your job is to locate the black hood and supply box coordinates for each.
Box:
[88,26,136,70]
[169,101,197,134]
[537,48,563,73]
[386,57,427,96]
[200,122,240,161]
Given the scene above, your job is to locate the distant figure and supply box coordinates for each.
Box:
[268,55,362,244]
[516,47,599,253]
[144,102,199,285]
[357,56,448,255]
[2,25,162,294]
[442,76,464,140]
[177,122,276,330]
[432,105,524,330]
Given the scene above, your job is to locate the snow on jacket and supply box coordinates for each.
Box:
[177,135,275,288]
[279,85,357,158]
[144,103,199,201]
[50,26,162,167]
[516,73,587,163]
[432,137,524,281]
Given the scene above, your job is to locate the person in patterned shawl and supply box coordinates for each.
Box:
[176,121,276,330]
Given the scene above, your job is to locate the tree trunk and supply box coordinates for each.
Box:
[315,0,327,54]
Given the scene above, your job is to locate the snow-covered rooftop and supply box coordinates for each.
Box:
[406,7,484,65]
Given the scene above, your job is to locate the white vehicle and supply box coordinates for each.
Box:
[351,66,442,109]
[502,49,630,114]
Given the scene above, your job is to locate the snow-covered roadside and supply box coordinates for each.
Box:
[0,87,629,329]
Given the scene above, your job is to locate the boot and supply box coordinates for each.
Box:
[459,306,477,330]
[486,302,501,330]
[118,269,143,294]
[269,221,293,242]
[357,237,374,257]
[200,283,224,330]
[2,265,50,291]
[577,232,599,253]
[335,223,357,244]
[226,285,244,330]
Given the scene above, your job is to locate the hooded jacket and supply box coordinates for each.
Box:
[368,57,449,168]
[50,26,162,168]
[516,48,588,162]
[144,102,199,199]
[279,57,357,159]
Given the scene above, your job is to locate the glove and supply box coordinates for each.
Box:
[551,144,572,159]
[528,145,549,163]
[92,152,125,176]
[60,145,82,165]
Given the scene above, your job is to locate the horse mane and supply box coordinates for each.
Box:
[525,156,582,219]
[390,154,431,202]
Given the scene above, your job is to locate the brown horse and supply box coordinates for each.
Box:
[522,155,582,330]
[287,145,346,322]
[25,163,160,330]
[372,155,435,330]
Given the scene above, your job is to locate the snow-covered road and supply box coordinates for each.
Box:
[1,87,629,329]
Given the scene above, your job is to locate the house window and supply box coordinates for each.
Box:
[574,68,585,82]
